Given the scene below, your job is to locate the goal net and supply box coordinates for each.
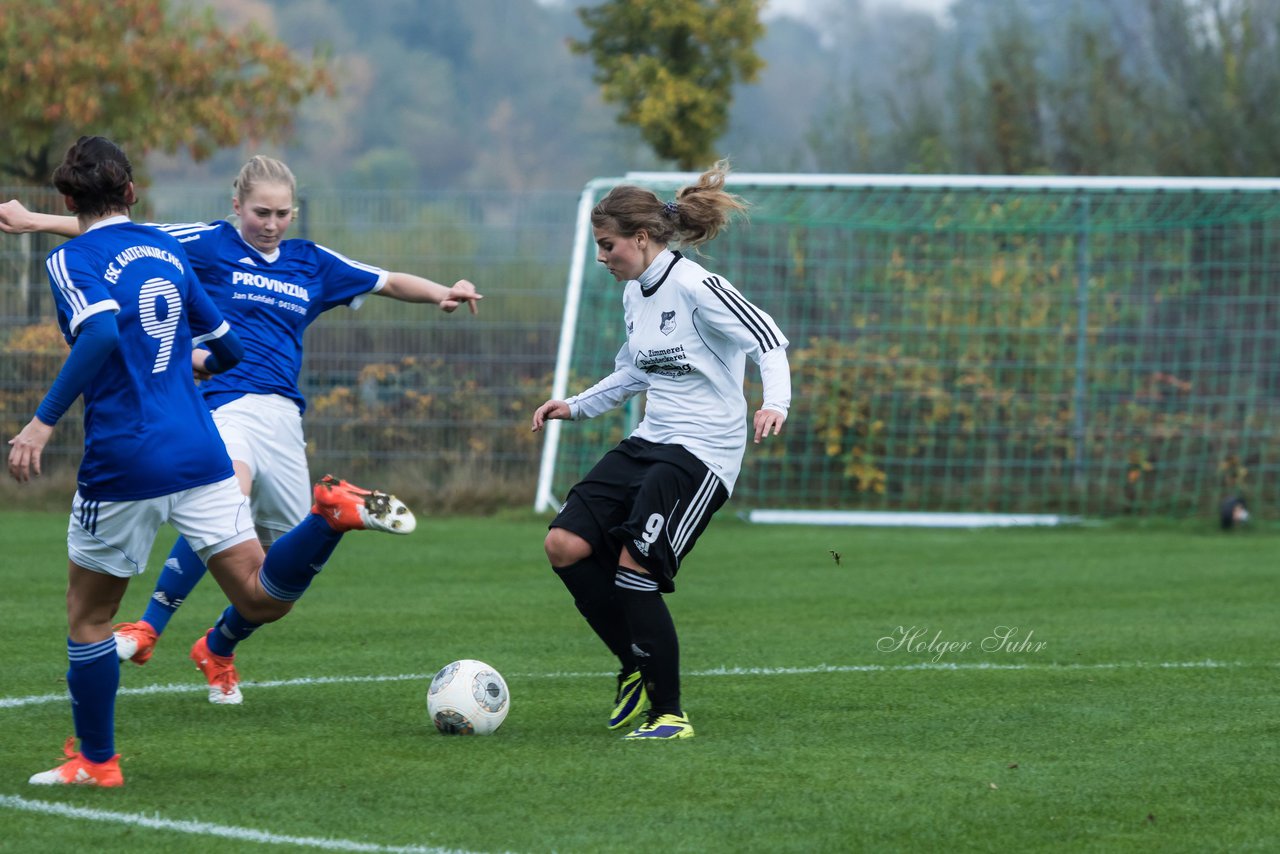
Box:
[535,174,1280,524]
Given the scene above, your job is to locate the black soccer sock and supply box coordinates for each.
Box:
[617,571,681,716]
[553,559,637,672]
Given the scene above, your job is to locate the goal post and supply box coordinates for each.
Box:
[536,173,1280,524]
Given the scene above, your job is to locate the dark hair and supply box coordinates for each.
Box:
[51,136,134,218]
[590,159,748,250]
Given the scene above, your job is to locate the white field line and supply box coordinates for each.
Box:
[2,659,1273,853]
[0,794,486,854]
[2,659,1272,710]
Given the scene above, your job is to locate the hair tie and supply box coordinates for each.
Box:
[663,200,679,216]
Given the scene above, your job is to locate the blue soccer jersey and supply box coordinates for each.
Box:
[150,220,388,413]
[45,218,236,501]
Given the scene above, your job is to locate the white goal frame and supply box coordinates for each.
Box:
[535,172,1280,525]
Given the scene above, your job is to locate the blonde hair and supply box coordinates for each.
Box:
[590,159,747,249]
[232,155,297,205]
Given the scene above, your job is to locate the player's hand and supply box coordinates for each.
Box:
[192,350,213,382]
[8,417,54,482]
[531,399,571,432]
[753,408,786,444]
[0,200,36,234]
[440,279,482,315]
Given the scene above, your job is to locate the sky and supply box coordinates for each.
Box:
[532,0,953,19]
[765,0,951,20]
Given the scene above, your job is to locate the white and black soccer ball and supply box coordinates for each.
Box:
[427,659,510,735]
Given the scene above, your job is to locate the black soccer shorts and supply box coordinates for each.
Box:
[550,437,728,593]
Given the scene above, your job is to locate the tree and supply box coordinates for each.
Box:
[1141,0,1280,176]
[804,3,954,174]
[973,11,1048,174]
[1050,20,1148,175]
[570,0,765,169]
[0,0,332,185]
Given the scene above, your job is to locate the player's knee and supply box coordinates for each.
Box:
[545,527,590,567]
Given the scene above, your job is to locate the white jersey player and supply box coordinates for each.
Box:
[566,247,790,493]
[532,160,791,740]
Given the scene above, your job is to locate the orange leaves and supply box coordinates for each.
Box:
[0,0,333,184]
[3,322,69,355]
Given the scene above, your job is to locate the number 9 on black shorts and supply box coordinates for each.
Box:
[550,437,728,593]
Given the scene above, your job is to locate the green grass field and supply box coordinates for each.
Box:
[2,510,1277,852]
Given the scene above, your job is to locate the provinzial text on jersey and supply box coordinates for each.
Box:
[231,270,311,302]
[104,245,185,284]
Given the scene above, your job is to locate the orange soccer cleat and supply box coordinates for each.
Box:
[311,474,416,535]
[190,630,243,705]
[29,737,123,787]
[113,620,158,664]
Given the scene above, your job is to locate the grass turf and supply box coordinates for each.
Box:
[1,510,1277,852]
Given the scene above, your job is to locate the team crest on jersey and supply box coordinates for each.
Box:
[659,310,677,335]
[627,321,634,335]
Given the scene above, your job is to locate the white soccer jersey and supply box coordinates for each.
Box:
[566,248,791,493]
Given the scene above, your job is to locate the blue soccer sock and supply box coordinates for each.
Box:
[257,513,343,602]
[206,605,262,658]
[140,537,208,634]
[67,637,119,763]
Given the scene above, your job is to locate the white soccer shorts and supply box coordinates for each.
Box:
[67,476,257,578]
[212,393,311,546]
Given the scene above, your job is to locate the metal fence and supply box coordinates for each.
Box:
[6,179,1278,522]
[0,186,581,512]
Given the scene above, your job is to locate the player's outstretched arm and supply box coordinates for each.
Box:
[379,272,483,315]
[0,200,82,237]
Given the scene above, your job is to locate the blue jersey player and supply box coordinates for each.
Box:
[1,155,477,703]
[9,137,417,786]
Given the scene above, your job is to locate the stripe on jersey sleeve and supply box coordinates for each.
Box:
[148,221,219,242]
[702,276,782,351]
[192,320,232,346]
[48,249,120,332]
[316,244,386,275]
[47,249,89,314]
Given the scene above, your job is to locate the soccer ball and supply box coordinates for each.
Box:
[427,659,510,735]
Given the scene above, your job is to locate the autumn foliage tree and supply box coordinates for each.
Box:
[571,0,765,170]
[0,0,333,185]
